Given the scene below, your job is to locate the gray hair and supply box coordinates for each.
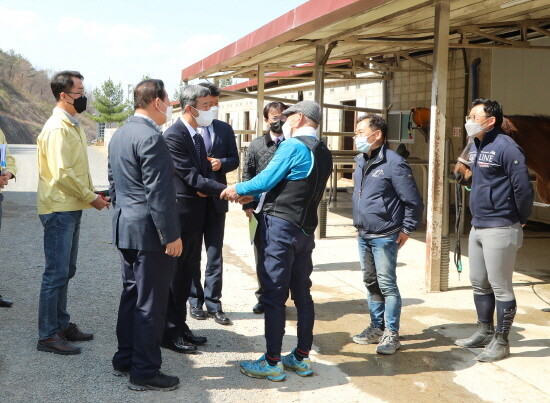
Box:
[179,85,211,109]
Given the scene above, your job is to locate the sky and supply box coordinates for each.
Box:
[0,0,307,97]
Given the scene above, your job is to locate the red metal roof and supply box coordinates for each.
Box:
[222,59,351,92]
[181,0,386,81]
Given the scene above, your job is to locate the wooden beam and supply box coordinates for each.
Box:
[426,0,450,293]
[470,27,516,45]
[314,44,327,240]
[255,64,265,139]
[532,25,550,37]
[398,52,433,70]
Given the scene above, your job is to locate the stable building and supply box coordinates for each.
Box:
[175,0,550,291]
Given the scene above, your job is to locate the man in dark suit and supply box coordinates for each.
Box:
[109,79,183,391]
[189,82,239,325]
[162,85,227,353]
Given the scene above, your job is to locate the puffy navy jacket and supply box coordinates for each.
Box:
[468,128,533,227]
[353,146,423,237]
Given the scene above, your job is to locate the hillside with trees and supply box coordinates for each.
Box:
[0,48,98,143]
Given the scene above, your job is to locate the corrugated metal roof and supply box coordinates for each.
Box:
[181,0,550,86]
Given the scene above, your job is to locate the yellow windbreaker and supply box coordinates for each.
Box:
[37,108,96,214]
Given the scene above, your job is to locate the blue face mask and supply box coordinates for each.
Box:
[354,132,377,153]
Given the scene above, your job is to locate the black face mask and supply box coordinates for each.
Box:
[270,120,283,134]
[67,94,87,114]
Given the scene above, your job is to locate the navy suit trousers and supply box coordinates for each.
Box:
[189,209,225,312]
[112,248,176,379]
[164,231,203,340]
[259,214,315,360]
[253,211,264,303]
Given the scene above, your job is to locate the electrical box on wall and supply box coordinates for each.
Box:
[387,111,413,143]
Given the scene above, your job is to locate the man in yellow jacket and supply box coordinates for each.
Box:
[36,71,110,355]
[0,128,16,308]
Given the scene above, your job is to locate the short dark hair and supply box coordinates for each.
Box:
[50,71,84,101]
[263,101,288,119]
[198,82,220,97]
[357,114,387,139]
[471,98,503,127]
[134,79,166,110]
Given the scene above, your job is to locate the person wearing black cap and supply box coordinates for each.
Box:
[221,100,333,381]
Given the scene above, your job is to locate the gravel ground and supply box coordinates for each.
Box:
[0,145,362,403]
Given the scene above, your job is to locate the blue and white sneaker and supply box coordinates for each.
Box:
[239,354,286,382]
[281,349,314,376]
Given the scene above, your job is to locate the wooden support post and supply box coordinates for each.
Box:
[314,44,328,240]
[256,65,265,139]
[426,0,450,292]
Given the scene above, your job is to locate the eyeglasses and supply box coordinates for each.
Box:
[465,115,489,122]
[66,91,86,97]
[269,116,286,122]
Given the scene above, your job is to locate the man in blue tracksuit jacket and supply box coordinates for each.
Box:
[351,114,423,355]
[221,100,332,381]
[454,99,533,362]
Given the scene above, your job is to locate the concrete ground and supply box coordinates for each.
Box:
[0,145,548,402]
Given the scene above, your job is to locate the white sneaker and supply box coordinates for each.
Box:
[376,328,401,355]
[352,324,384,345]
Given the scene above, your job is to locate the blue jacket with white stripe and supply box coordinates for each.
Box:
[468,128,534,227]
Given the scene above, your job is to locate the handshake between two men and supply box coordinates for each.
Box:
[219,185,253,205]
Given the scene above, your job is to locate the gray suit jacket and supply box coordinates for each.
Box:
[108,116,180,252]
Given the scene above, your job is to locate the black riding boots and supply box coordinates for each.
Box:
[476,331,510,362]
[454,321,494,348]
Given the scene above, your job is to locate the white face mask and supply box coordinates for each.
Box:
[191,106,214,127]
[210,106,219,120]
[282,114,300,140]
[282,121,292,139]
[159,100,173,125]
[464,119,488,137]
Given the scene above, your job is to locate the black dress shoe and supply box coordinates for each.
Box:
[129,372,180,391]
[113,366,131,377]
[60,322,94,341]
[208,311,230,325]
[0,295,13,308]
[182,329,207,345]
[252,302,264,314]
[161,337,198,354]
[37,334,81,355]
[190,306,208,320]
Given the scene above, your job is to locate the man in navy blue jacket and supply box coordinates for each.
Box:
[109,79,182,391]
[454,99,533,362]
[351,114,423,355]
[188,82,239,326]
[162,85,227,353]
